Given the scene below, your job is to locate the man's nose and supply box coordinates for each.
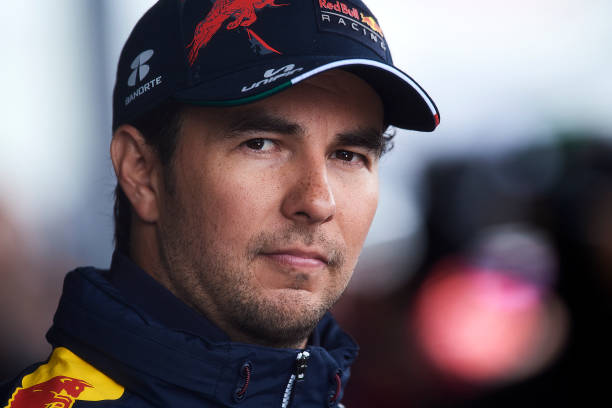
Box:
[280,161,336,224]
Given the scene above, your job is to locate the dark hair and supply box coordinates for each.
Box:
[381,126,396,155]
[112,102,396,254]
[113,100,185,255]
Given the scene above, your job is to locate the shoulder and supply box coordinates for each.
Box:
[2,347,135,407]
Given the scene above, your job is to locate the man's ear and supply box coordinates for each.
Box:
[110,125,162,223]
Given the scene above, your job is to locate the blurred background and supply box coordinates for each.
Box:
[1,0,611,405]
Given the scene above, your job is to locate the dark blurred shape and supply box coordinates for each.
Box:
[0,205,74,380]
[469,224,557,287]
[347,235,425,297]
[335,134,612,406]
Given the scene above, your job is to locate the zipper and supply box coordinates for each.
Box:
[280,350,310,408]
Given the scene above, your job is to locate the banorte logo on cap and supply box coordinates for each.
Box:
[124,49,163,107]
[128,49,154,86]
[186,0,290,66]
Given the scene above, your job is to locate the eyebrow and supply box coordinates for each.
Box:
[335,128,385,157]
[223,107,384,156]
[225,108,302,137]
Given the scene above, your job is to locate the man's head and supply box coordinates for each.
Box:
[112,69,383,348]
[110,0,439,348]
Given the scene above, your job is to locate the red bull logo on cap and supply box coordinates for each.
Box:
[186,0,290,66]
[315,0,387,58]
[360,12,383,37]
[4,348,124,408]
[318,1,358,19]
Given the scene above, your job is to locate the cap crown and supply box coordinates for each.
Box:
[113,0,439,131]
[114,0,390,127]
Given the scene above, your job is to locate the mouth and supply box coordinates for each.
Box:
[259,248,329,269]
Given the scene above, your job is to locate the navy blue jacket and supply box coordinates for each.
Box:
[1,255,358,407]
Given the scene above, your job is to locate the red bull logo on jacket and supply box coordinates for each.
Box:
[4,348,124,408]
[7,376,91,408]
[186,0,290,66]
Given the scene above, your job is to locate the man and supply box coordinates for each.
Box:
[1,0,438,406]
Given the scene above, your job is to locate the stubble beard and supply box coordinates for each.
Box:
[158,205,349,348]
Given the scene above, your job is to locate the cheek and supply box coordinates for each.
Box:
[192,164,281,240]
[334,177,379,255]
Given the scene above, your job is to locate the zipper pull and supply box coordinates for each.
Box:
[295,350,310,381]
[281,350,311,408]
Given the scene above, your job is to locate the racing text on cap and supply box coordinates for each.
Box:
[314,0,387,59]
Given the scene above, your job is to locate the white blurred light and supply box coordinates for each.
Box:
[374,0,612,154]
[0,1,93,227]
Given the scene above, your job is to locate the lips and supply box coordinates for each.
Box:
[260,248,329,268]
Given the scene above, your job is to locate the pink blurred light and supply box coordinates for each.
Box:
[412,259,545,383]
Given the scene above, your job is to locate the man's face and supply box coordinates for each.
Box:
[156,69,383,348]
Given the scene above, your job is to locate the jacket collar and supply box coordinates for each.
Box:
[106,251,229,343]
[47,265,358,406]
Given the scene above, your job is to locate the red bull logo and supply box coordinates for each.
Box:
[186,0,290,66]
[316,0,387,56]
[7,376,91,408]
[318,1,358,19]
[360,12,383,37]
[4,347,124,408]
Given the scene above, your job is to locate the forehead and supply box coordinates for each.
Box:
[182,69,384,133]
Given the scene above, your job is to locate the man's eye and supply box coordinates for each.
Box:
[243,138,275,151]
[332,150,365,165]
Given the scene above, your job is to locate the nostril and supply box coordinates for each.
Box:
[234,362,252,402]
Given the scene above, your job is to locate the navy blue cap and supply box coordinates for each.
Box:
[113,0,440,131]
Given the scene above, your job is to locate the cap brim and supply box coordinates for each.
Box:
[175,57,440,132]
